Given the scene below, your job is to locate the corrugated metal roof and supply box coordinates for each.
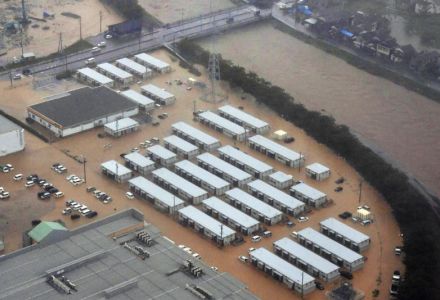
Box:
[199,111,246,135]
[320,218,370,244]
[218,105,269,129]
[290,182,326,200]
[218,145,273,173]
[172,121,220,147]
[197,152,252,182]
[28,221,67,242]
[225,188,282,219]
[248,180,305,210]
[249,135,303,162]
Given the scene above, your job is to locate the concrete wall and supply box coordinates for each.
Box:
[0,129,25,157]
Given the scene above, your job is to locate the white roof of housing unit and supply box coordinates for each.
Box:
[306,162,330,174]
[199,111,246,135]
[120,90,155,107]
[203,197,259,229]
[274,238,340,275]
[116,58,148,74]
[152,168,207,198]
[128,176,184,207]
[178,205,236,237]
[163,135,198,153]
[298,228,363,263]
[172,122,220,146]
[101,160,132,176]
[250,248,315,285]
[290,182,326,200]
[104,117,139,132]
[218,105,269,129]
[249,135,303,162]
[135,53,170,69]
[97,63,133,79]
[77,68,113,85]
[147,145,177,160]
[124,152,155,168]
[141,84,174,100]
[248,180,305,210]
[269,171,293,183]
[225,188,282,219]
[175,160,230,190]
[320,217,370,244]
[217,145,273,173]
[197,153,252,182]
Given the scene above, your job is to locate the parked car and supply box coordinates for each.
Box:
[62,208,72,215]
[238,255,249,263]
[192,253,201,260]
[126,192,134,199]
[86,211,98,218]
[71,214,80,220]
[339,270,353,280]
[0,192,10,199]
[339,211,352,219]
[283,136,294,143]
[13,74,22,80]
[286,221,295,227]
[81,209,91,216]
[97,41,106,47]
[251,235,262,242]
[263,230,272,237]
[152,121,160,126]
[13,174,23,181]
[86,186,96,192]
[394,246,403,256]
[334,186,343,192]
[361,219,372,226]
[315,281,325,290]
[290,231,298,239]
[25,180,35,187]
[91,46,101,53]
[297,216,309,223]
[55,191,64,198]
[335,177,345,184]
[392,270,401,283]
[389,283,399,296]
[248,247,256,253]
[104,34,112,39]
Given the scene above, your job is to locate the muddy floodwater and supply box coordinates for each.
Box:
[200,22,440,198]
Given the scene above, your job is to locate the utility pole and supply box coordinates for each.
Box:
[193,100,196,113]
[79,16,82,40]
[9,70,13,87]
[301,272,304,299]
[83,156,87,183]
[99,11,103,33]
[58,32,63,54]
[298,152,303,172]
[220,224,224,247]
[20,34,24,58]
[358,179,363,204]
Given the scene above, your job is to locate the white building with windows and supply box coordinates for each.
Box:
[101,160,133,183]
[120,90,155,111]
[198,111,246,141]
[141,84,175,105]
[305,163,331,181]
[115,58,152,79]
[218,105,270,134]
[134,53,171,73]
[104,117,139,137]
[146,145,177,167]
[320,218,371,252]
[0,116,25,157]
[124,152,155,176]
[77,68,114,87]
[163,135,199,159]
[267,171,293,189]
[171,122,221,151]
[96,63,133,86]
[290,182,327,208]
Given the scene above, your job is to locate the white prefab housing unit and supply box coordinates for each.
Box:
[197,153,252,188]
[225,188,283,225]
[249,248,316,295]
[320,218,371,252]
[297,228,364,272]
[268,171,293,189]
[96,63,133,85]
[152,168,208,205]
[218,105,270,134]
[101,160,133,183]
[202,197,260,235]
[134,53,171,73]
[115,58,152,79]
[77,68,114,87]
[128,176,185,214]
[124,152,155,176]
[217,145,274,179]
[146,145,177,167]
[247,180,305,216]
[141,84,175,105]
[104,117,139,137]
[248,135,305,168]
[0,116,25,157]
[290,182,327,208]
[171,122,221,151]
[305,163,331,181]
[273,238,340,282]
[120,90,155,111]
[198,111,246,141]
[175,160,231,196]
[163,135,199,159]
[178,205,236,245]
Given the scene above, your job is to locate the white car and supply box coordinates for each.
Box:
[13,174,23,181]
[183,247,193,254]
[25,181,35,187]
[251,235,262,243]
[55,191,64,198]
[290,231,298,239]
[0,192,10,199]
[178,244,186,249]
[104,34,112,39]
[248,247,256,253]
[91,46,101,53]
[66,174,76,181]
[126,192,134,199]
[80,208,91,216]
[97,41,106,47]
[238,255,249,263]
[62,208,72,215]
[192,253,201,260]
[297,216,309,223]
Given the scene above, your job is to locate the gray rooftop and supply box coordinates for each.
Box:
[197,153,252,182]
[175,160,230,190]
[269,171,293,183]
[152,168,208,198]
[128,176,184,207]
[163,135,199,153]
[77,67,113,85]
[172,122,220,147]
[116,58,149,74]
[97,62,133,79]
[29,87,137,128]
[147,144,177,160]
[104,117,139,132]
[225,188,282,219]
[0,115,21,135]
[218,145,273,174]
[124,152,155,168]
[120,90,155,107]
[274,238,340,275]
[203,197,259,229]
[249,135,303,162]
[218,105,269,129]
[101,160,132,176]
[199,111,246,135]
[135,53,170,69]
[290,182,326,200]
[141,84,174,100]
[320,218,370,244]
[306,162,330,174]
[248,180,305,210]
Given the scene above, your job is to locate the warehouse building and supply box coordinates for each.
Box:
[141,84,175,105]
[320,218,371,252]
[175,160,230,196]
[146,144,178,167]
[224,188,283,225]
[297,228,365,272]
[163,135,199,159]
[218,105,270,134]
[290,182,327,208]
[101,160,133,183]
[267,171,293,189]
[120,90,155,111]
[197,153,252,188]
[178,205,236,245]
[115,57,152,79]
[128,176,185,214]
[202,197,260,235]
[27,87,138,137]
[273,238,340,282]
[0,115,25,157]
[172,121,221,151]
[249,248,316,295]
[198,111,246,141]
[76,67,114,87]
[96,63,133,86]
[104,117,139,137]
[124,152,155,176]
[217,145,274,179]
[134,53,171,73]
[248,135,305,168]
[247,180,305,216]
[305,163,331,181]
[152,168,208,205]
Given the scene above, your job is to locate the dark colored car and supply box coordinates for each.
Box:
[22,69,31,75]
[335,177,345,184]
[339,270,353,280]
[86,211,98,218]
[284,137,295,143]
[27,174,38,181]
[71,214,80,220]
[339,211,352,219]
[334,186,343,192]
[48,187,59,194]
[86,186,96,193]
[315,281,324,290]
[38,191,51,199]
[286,221,295,227]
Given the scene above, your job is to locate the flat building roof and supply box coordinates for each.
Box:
[97,63,133,79]
[152,168,207,198]
[77,67,113,85]
[199,111,246,135]
[134,53,170,69]
[248,179,305,210]
[101,160,132,176]
[0,115,21,134]
[104,117,139,132]
[120,90,155,107]
[124,152,155,168]
[269,171,293,183]
[172,121,220,147]
[141,84,174,100]
[163,135,199,153]
[116,57,148,74]
[320,217,370,244]
[175,160,230,190]
[129,176,184,207]
[218,105,269,129]
[147,144,177,160]
[290,182,326,200]
[249,135,303,162]
[225,188,282,219]
[218,145,273,174]
[306,162,330,174]
[197,152,252,182]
